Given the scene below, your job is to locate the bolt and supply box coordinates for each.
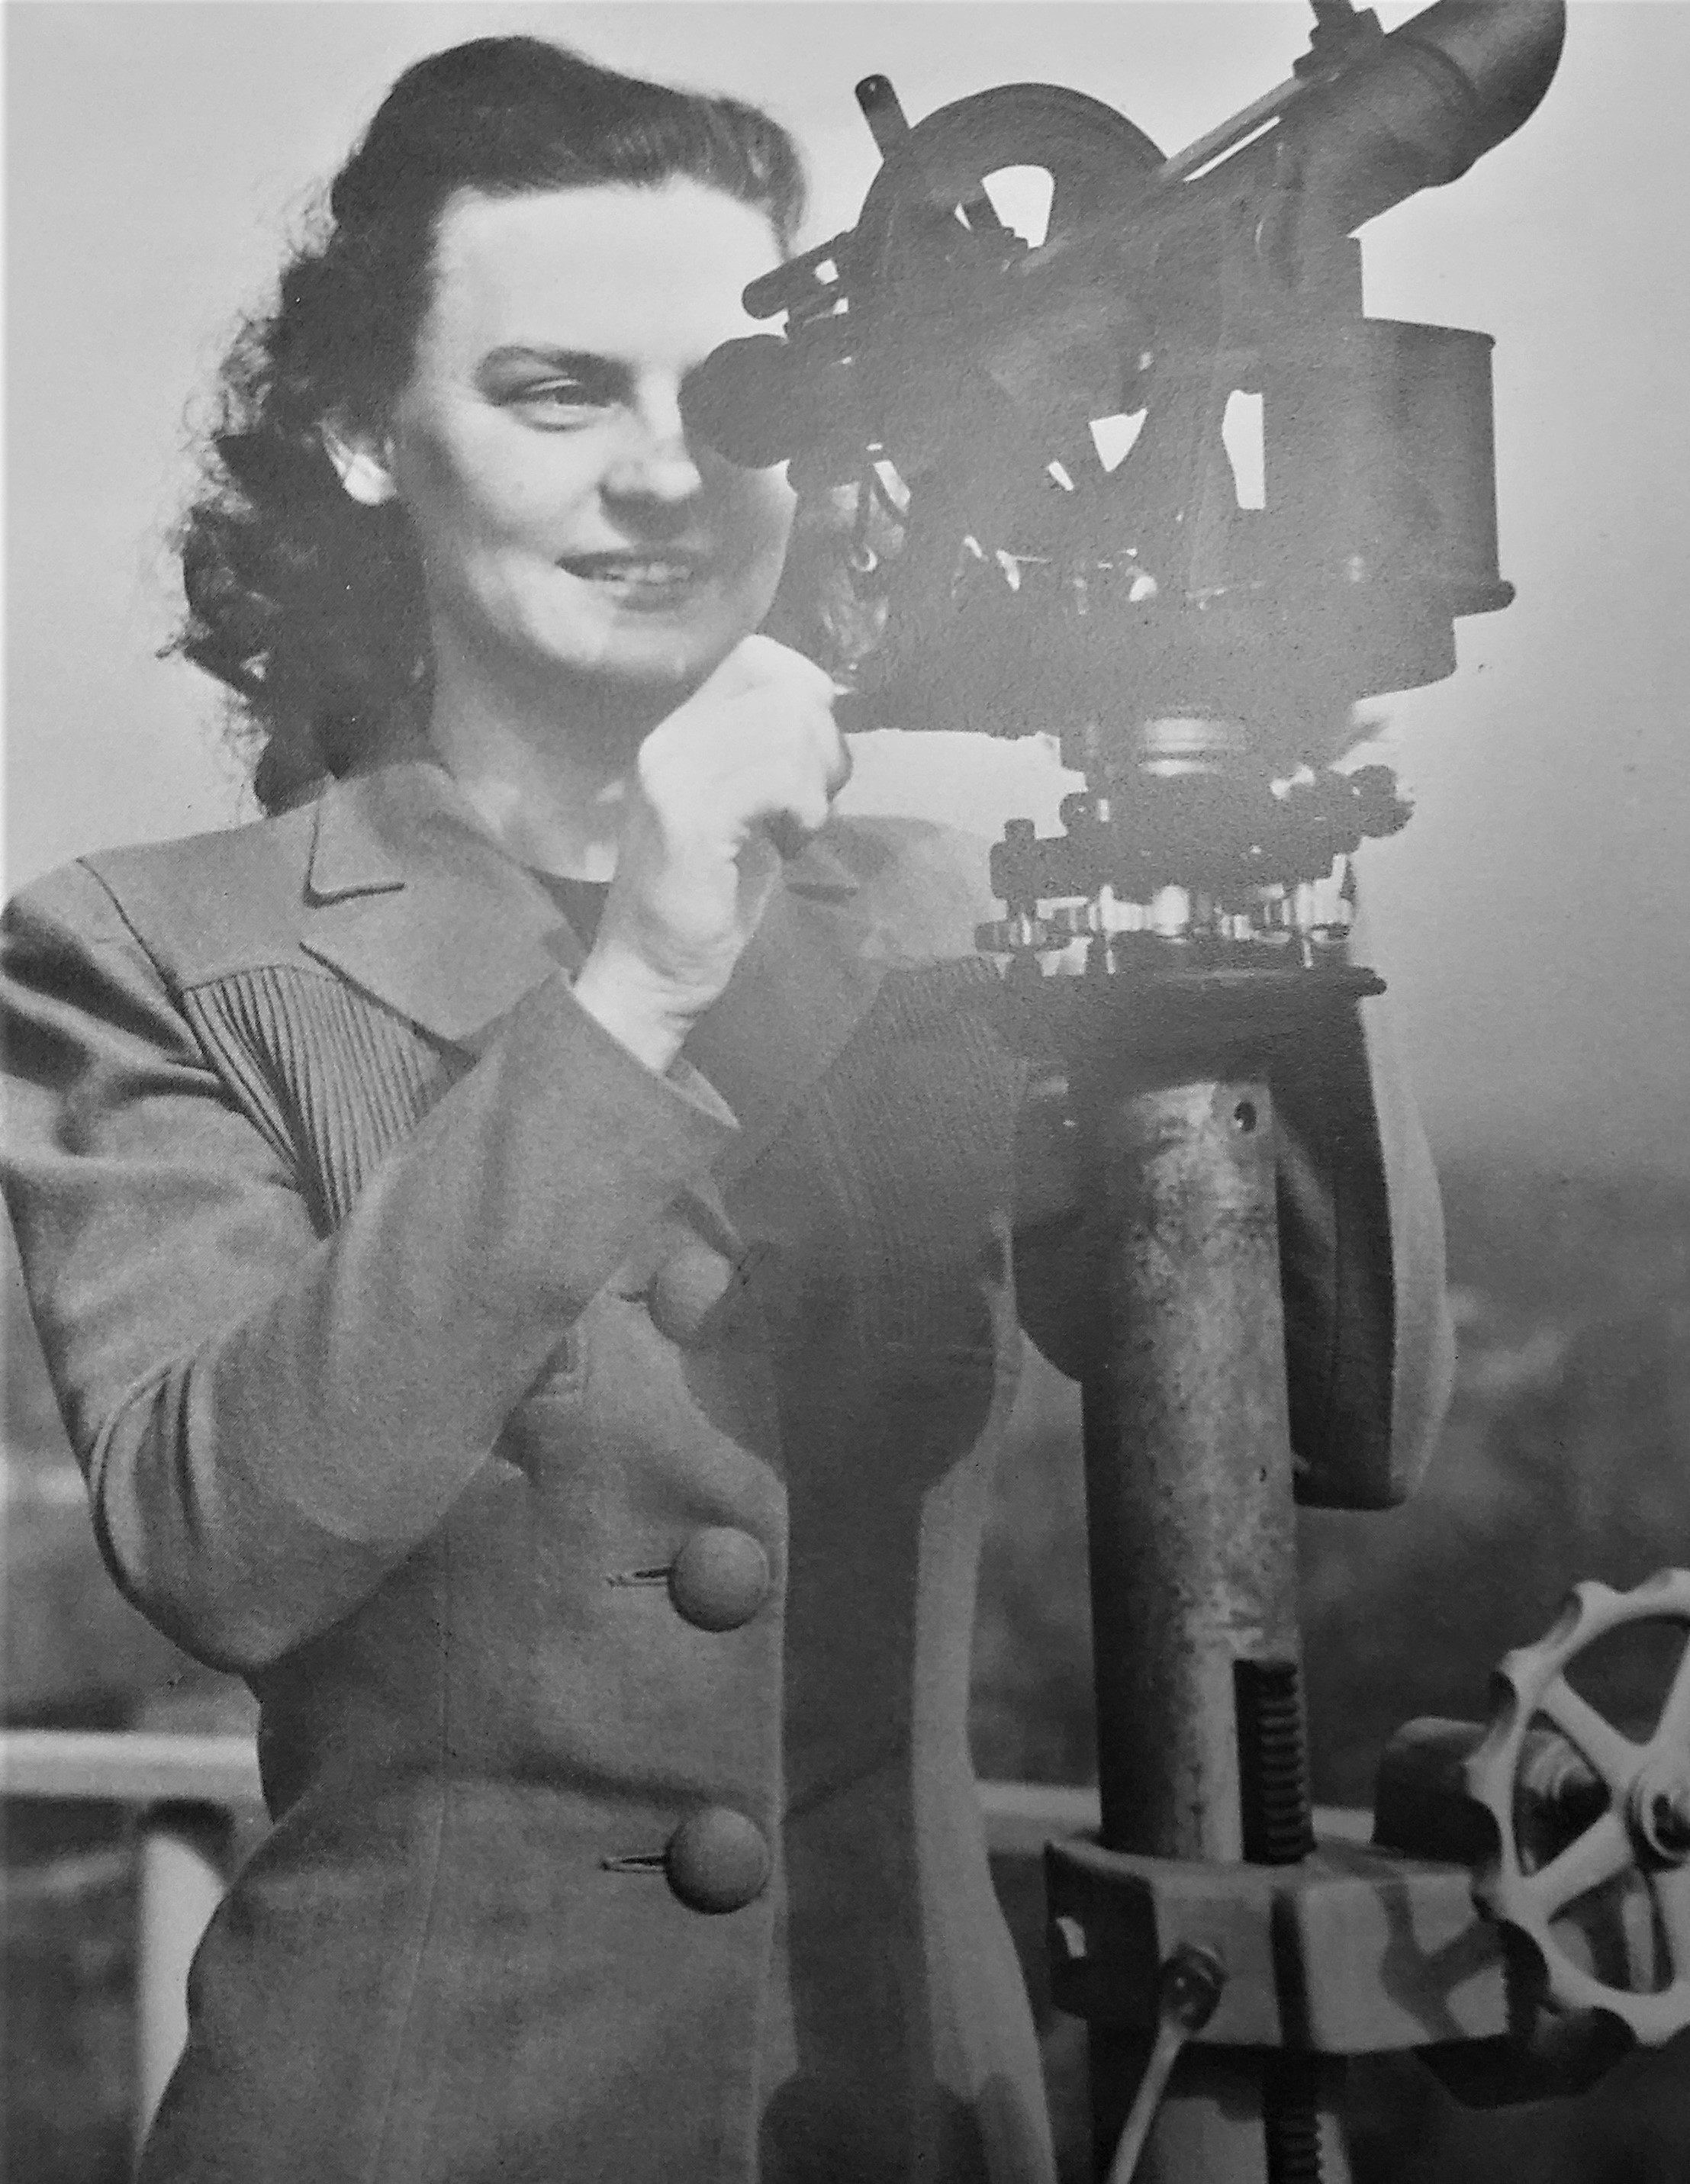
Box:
[1160,1942,1226,2033]
[1648,1784,1690,1859]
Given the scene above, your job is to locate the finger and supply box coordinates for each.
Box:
[734,632,839,699]
[720,638,843,724]
[764,810,813,863]
[711,690,848,802]
[758,768,835,862]
[821,726,854,801]
[777,725,849,822]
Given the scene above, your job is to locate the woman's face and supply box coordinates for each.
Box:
[375,179,796,704]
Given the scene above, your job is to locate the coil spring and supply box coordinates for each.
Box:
[1237,1661,1321,2179]
[1266,2056,1323,2184]
[1235,1658,1315,1865]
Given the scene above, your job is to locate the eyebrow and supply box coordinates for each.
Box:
[475,346,627,388]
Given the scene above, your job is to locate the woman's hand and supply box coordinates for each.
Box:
[571,635,851,1073]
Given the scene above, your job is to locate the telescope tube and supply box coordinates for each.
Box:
[1207,0,1566,234]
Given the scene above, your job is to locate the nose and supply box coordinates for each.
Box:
[602,381,704,508]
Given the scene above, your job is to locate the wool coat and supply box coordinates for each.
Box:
[1,756,1452,2184]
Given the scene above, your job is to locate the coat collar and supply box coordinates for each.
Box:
[296,756,899,1172]
[301,757,571,1044]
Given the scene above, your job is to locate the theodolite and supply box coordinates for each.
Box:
[687,5,1690,2178]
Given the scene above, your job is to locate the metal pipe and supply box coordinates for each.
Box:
[1080,1075,1300,1859]
[1077,1068,1342,2182]
[0,1729,262,1806]
[134,1807,230,2160]
[1189,0,1567,235]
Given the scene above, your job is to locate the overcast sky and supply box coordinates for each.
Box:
[7,2,1688,1178]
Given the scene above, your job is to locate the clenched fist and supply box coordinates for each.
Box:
[571,635,851,1071]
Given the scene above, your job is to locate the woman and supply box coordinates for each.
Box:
[2,36,1453,2184]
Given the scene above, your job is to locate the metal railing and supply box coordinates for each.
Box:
[0,1725,1378,2154]
[5,1732,265,2150]
[2,1730,1119,2151]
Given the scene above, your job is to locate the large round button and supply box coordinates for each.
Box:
[669,1527,772,1632]
[665,1807,770,1913]
[648,1242,736,1345]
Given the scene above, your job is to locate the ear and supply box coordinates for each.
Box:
[319,413,399,508]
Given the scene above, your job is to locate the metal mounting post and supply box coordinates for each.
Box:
[1074,1053,1344,2184]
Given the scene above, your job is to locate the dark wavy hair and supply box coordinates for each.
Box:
[173,37,806,813]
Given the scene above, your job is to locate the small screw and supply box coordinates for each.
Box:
[1160,1942,1226,2034]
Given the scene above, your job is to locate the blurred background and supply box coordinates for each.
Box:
[6,5,1688,2179]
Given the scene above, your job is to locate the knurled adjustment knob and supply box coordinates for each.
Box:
[975,915,1051,956]
[1344,764,1413,841]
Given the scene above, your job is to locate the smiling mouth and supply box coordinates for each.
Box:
[557,552,710,603]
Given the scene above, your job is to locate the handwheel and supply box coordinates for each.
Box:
[1464,1567,1690,2044]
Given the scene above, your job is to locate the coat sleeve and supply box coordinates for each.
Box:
[1,861,736,1672]
[1012,988,1455,1510]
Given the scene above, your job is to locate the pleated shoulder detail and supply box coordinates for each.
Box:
[182,965,461,1234]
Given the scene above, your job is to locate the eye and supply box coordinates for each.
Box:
[477,351,626,428]
[505,379,610,429]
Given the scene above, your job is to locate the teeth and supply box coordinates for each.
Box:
[581,562,693,583]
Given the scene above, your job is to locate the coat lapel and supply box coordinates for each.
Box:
[292,759,898,1180]
[298,759,578,1049]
